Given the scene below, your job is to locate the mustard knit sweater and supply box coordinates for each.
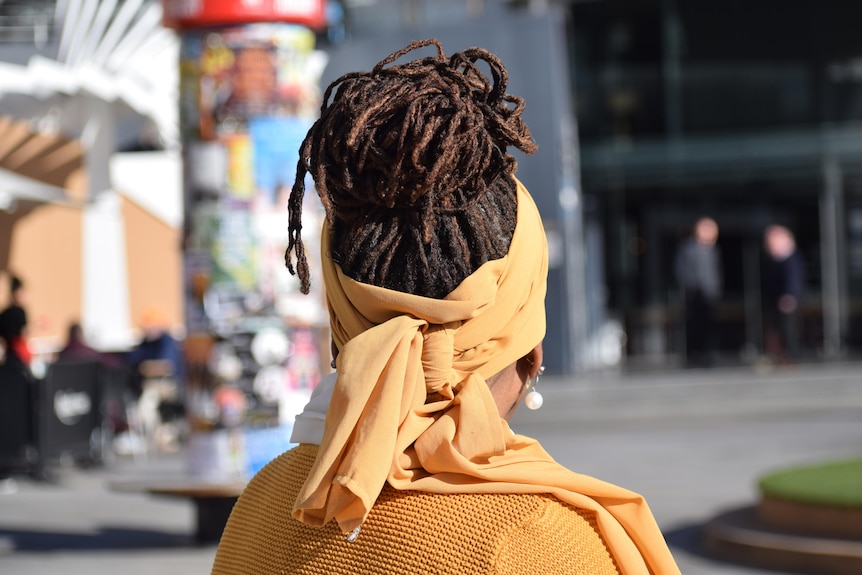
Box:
[212,444,621,575]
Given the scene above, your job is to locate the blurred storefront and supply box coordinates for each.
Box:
[569,0,862,366]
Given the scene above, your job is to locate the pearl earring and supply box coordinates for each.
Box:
[525,365,545,410]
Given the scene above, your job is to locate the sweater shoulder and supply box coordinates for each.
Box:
[213,445,618,575]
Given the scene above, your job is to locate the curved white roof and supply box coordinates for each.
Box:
[0,0,179,148]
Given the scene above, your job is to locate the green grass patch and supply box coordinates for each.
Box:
[758,458,862,508]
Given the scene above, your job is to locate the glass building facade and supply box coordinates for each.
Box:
[571,0,862,365]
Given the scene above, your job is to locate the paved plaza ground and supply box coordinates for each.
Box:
[1,361,861,575]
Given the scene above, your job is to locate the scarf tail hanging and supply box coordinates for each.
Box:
[292,177,680,575]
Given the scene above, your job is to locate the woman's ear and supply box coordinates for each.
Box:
[527,343,544,379]
[516,343,544,383]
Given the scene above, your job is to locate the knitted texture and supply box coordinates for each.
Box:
[212,444,620,575]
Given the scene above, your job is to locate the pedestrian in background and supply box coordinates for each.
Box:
[56,322,120,367]
[127,307,184,396]
[0,274,31,494]
[674,217,722,367]
[762,225,804,364]
[0,274,31,371]
[127,308,185,452]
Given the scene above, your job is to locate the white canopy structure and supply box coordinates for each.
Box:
[0,0,179,149]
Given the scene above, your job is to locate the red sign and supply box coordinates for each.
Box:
[163,0,327,30]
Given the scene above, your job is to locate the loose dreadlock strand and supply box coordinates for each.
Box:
[285,133,314,294]
[284,39,535,298]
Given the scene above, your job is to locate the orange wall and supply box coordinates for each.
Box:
[4,203,83,350]
[121,194,184,334]
[1,195,183,352]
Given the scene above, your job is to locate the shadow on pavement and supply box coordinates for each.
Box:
[0,526,198,551]
[664,522,716,560]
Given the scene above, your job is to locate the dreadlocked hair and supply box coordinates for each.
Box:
[285,38,537,298]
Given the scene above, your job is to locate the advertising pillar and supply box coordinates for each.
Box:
[162,0,329,482]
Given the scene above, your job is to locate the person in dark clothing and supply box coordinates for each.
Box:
[126,308,185,451]
[56,322,128,435]
[127,308,184,397]
[674,217,722,367]
[763,225,805,363]
[57,322,120,367]
[0,275,30,370]
[0,276,30,492]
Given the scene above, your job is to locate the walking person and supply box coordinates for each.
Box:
[127,308,185,452]
[762,225,805,364]
[0,275,31,371]
[0,274,31,493]
[674,217,722,367]
[211,39,680,575]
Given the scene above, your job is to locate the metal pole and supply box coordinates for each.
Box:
[661,0,683,139]
[554,10,589,374]
[820,157,843,357]
[742,238,762,360]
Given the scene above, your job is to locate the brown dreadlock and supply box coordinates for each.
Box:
[285,39,537,298]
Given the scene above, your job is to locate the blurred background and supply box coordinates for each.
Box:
[4,0,862,375]
[1,2,861,574]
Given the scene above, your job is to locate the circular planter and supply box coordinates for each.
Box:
[759,495,862,540]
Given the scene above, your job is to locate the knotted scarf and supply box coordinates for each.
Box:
[292,177,680,575]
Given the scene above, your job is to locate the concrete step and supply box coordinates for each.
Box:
[759,496,862,541]
[704,505,862,575]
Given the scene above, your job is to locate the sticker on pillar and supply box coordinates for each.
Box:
[184,250,212,333]
[251,327,292,366]
[197,32,236,140]
[284,326,321,391]
[249,116,312,208]
[187,141,228,199]
[214,42,279,133]
[211,208,259,291]
[225,134,254,200]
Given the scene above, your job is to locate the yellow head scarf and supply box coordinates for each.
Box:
[293,178,680,575]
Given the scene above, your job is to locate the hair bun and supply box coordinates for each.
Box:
[286,39,535,296]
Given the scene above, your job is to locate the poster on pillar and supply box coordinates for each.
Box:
[177,21,329,477]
